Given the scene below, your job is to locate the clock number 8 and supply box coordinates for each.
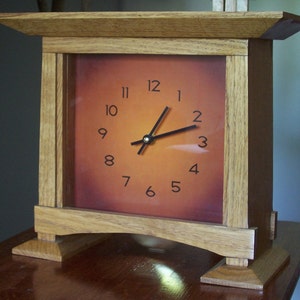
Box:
[104,155,115,166]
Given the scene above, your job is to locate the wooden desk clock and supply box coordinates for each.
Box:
[1,9,300,289]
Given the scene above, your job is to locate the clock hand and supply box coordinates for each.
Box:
[131,124,197,146]
[137,106,169,155]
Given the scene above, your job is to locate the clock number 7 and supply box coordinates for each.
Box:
[122,175,131,187]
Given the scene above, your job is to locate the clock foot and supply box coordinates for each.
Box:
[200,246,289,290]
[12,233,109,262]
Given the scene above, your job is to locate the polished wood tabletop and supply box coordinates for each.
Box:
[0,221,299,299]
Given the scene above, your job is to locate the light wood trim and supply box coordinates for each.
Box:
[1,12,299,40]
[201,246,289,290]
[43,37,248,56]
[56,54,64,208]
[39,53,57,207]
[34,206,256,259]
[223,55,249,228]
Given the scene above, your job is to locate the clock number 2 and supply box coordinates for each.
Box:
[193,110,202,122]
[148,80,160,92]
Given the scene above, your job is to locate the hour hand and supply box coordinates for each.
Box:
[136,106,169,155]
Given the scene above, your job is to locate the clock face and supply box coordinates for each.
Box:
[66,54,225,224]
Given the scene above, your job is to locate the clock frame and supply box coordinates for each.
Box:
[1,12,300,290]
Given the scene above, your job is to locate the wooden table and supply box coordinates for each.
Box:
[1,221,299,299]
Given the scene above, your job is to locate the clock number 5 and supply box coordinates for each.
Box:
[171,181,181,193]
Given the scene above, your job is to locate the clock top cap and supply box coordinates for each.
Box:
[0,11,300,40]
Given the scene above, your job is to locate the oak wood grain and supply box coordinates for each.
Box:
[1,221,299,299]
[0,12,300,39]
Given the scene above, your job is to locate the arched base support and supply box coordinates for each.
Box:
[200,246,289,290]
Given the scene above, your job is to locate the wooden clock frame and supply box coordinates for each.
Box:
[1,12,300,290]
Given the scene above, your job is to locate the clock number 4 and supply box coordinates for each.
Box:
[189,163,199,175]
[148,80,160,92]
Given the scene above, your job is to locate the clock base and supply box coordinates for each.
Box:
[200,246,289,290]
[12,233,109,262]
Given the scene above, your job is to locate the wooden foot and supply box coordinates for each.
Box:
[12,233,109,262]
[200,246,289,290]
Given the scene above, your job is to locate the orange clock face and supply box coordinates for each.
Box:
[67,54,225,224]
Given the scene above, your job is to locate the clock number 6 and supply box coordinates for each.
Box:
[146,186,156,197]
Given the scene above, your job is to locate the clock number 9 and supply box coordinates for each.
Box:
[98,128,107,139]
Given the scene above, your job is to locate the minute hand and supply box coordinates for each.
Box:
[131,124,197,146]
